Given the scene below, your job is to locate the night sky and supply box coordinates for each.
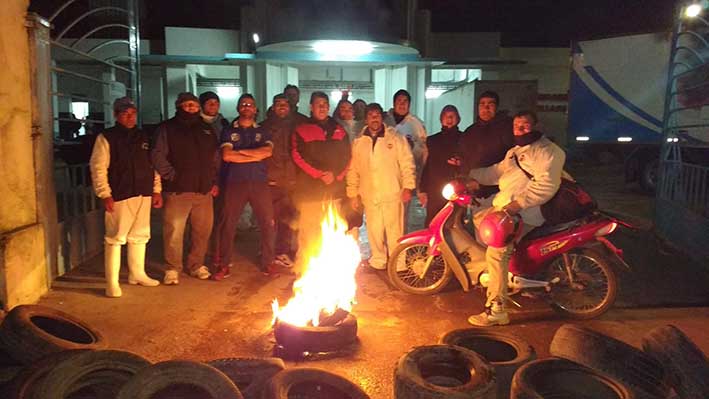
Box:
[30,0,679,47]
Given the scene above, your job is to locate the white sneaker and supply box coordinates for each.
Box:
[163,270,180,285]
[190,266,211,280]
[467,306,510,327]
[276,254,294,268]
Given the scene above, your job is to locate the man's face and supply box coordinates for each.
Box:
[338,102,354,121]
[202,99,220,117]
[366,110,383,132]
[238,97,257,119]
[180,100,200,114]
[477,97,498,122]
[273,99,290,119]
[115,108,137,129]
[310,97,329,121]
[440,111,459,129]
[513,115,534,136]
[285,88,299,107]
[394,95,410,116]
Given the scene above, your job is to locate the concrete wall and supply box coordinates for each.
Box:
[165,27,241,56]
[0,0,49,308]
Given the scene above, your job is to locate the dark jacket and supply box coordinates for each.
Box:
[151,111,219,194]
[103,125,154,201]
[419,126,463,196]
[459,114,514,172]
[262,114,297,188]
[291,117,351,202]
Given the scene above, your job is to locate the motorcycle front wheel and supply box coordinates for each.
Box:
[545,248,618,319]
[387,243,453,295]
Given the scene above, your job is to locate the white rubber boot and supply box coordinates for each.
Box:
[127,243,160,287]
[105,243,122,298]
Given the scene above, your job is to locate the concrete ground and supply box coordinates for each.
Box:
[29,162,709,398]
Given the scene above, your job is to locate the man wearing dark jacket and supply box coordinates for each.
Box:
[459,91,514,173]
[291,91,351,270]
[151,92,219,285]
[199,91,230,137]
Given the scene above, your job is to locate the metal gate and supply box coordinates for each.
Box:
[656,2,709,263]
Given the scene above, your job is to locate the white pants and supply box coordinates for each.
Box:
[363,199,404,268]
[104,196,152,245]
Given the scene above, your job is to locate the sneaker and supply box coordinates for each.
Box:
[163,270,179,285]
[275,254,294,268]
[261,264,280,278]
[467,307,510,326]
[212,265,231,281]
[189,266,211,280]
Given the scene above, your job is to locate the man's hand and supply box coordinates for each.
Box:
[103,197,115,213]
[350,195,362,211]
[152,193,163,209]
[401,188,412,203]
[447,156,461,166]
[210,185,219,197]
[503,200,522,215]
[320,171,335,185]
[417,192,428,207]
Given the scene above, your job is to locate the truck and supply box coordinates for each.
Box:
[567,32,709,192]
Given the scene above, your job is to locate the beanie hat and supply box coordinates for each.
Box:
[113,96,136,113]
[175,92,199,108]
[199,91,220,106]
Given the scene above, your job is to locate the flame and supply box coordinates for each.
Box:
[271,203,361,327]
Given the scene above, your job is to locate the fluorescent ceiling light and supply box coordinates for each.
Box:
[617,137,633,142]
[576,136,590,141]
[313,40,374,61]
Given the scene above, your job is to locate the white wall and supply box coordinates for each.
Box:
[165,27,241,56]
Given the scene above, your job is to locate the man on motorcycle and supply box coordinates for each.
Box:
[467,110,566,326]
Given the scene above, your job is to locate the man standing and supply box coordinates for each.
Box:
[199,91,230,137]
[263,94,297,267]
[90,97,162,298]
[284,84,308,124]
[151,92,219,285]
[459,91,514,174]
[386,89,428,183]
[291,91,351,269]
[212,94,277,278]
[467,111,565,326]
[347,103,416,270]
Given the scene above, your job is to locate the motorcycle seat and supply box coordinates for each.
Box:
[523,217,588,241]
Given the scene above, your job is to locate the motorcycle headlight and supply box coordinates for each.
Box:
[442,183,457,201]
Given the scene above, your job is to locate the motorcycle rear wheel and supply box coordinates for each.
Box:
[387,243,453,295]
[545,248,618,319]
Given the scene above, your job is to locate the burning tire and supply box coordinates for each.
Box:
[207,357,285,399]
[440,329,536,399]
[261,368,370,399]
[387,243,453,295]
[394,344,496,399]
[117,360,242,399]
[0,305,106,365]
[545,248,618,319]
[510,358,636,399]
[274,313,357,353]
[31,349,151,398]
[550,324,671,398]
[642,325,709,398]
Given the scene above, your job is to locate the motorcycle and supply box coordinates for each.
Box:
[387,181,633,319]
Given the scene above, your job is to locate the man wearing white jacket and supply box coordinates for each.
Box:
[347,103,416,270]
[90,97,163,298]
[467,110,566,326]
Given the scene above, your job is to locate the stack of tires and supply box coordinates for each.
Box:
[0,305,372,399]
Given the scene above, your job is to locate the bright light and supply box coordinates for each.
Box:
[617,137,633,142]
[425,88,446,99]
[667,137,679,143]
[686,4,702,18]
[215,86,240,99]
[330,90,343,103]
[252,33,260,44]
[312,40,373,61]
[442,183,457,201]
[576,136,590,142]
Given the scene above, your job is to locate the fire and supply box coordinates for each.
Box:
[271,203,361,327]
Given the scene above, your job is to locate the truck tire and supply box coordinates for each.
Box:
[642,325,709,399]
[0,305,106,365]
[549,324,670,398]
[394,344,495,399]
[440,329,536,399]
[510,358,636,399]
[207,357,285,399]
[261,368,369,399]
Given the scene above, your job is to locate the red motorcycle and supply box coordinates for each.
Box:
[387,181,633,319]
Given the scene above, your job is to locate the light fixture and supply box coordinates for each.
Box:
[576,136,590,142]
[252,33,260,44]
[685,3,702,18]
[312,40,373,61]
[330,90,343,102]
[617,137,633,142]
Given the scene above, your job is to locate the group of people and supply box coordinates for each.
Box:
[90,85,566,327]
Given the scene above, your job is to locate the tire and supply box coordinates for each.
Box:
[440,329,536,399]
[510,357,636,399]
[3,350,89,399]
[545,248,618,319]
[261,368,369,399]
[549,324,670,398]
[394,344,495,399]
[117,360,243,399]
[641,325,709,399]
[640,159,659,193]
[274,313,357,353]
[387,243,453,295]
[31,349,151,399]
[0,305,106,365]
[207,357,285,399]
